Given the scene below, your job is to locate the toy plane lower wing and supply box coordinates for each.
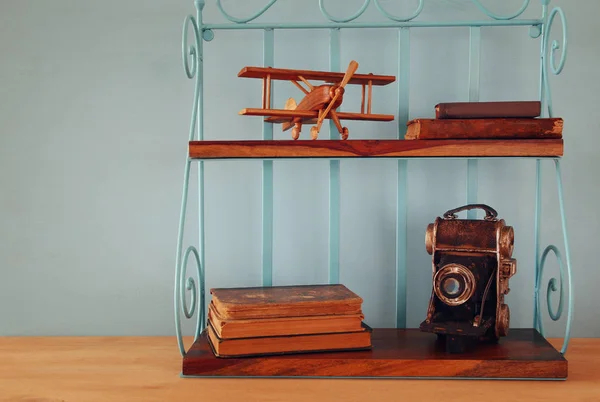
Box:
[239,108,395,124]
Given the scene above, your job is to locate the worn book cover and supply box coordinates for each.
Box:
[206,321,372,358]
[209,284,363,320]
[208,301,365,339]
[435,101,541,119]
[405,118,563,140]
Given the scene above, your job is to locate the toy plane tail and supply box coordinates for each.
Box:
[282,98,297,131]
[285,97,297,110]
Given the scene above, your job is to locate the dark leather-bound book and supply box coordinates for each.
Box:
[206,322,372,358]
[208,302,365,339]
[435,101,541,119]
[405,118,563,140]
[210,284,363,320]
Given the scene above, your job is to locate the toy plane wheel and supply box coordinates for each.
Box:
[341,127,349,140]
[292,126,301,140]
[310,126,319,140]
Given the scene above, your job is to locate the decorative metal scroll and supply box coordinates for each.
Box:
[471,0,530,20]
[537,245,564,324]
[373,0,425,22]
[535,160,573,355]
[213,0,535,24]
[319,0,371,23]
[535,12,570,354]
[182,15,201,139]
[542,7,568,118]
[175,244,205,356]
[175,14,205,357]
[216,0,278,23]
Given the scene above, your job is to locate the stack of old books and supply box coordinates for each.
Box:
[405,101,563,140]
[206,284,371,358]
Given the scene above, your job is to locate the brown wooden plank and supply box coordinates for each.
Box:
[182,328,567,379]
[405,118,563,140]
[3,336,600,400]
[241,108,394,123]
[188,139,563,159]
[238,66,396,86]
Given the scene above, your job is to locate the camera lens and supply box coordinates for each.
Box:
[434,263,476,306]
[443,277,461,296]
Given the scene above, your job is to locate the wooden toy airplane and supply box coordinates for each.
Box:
[238,61,396,140]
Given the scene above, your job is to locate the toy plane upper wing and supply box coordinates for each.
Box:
[238,66,396,86]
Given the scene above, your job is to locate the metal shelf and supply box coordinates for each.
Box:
[175,1,574,372]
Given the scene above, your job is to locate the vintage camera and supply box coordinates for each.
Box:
[420,204,517,353]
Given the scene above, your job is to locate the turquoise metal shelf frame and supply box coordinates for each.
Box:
[175,0,572,358]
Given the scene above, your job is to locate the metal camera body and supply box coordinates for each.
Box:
[420,204,517,352]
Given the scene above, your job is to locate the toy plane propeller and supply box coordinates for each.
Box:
[238,60,396,140]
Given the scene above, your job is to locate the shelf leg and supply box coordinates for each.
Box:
[534,159,542,331]
[466,27,481,220]
[262,28,274,286]
[328,27,341,285]
[396,27,410,329]
[554,159,574,354]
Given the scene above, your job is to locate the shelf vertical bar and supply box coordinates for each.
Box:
[467,26,481,219]
[396,27,410,329]
[534,4,547,328]
[534,4,548,328]
[539,2,548,116]
[262,29,274,286]
[534,159,542,330]
[329,28,341,284]
[196,3,206,338]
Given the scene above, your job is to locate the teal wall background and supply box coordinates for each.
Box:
[1,0,598,338]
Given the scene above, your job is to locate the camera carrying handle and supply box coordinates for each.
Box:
[443,204,498,221]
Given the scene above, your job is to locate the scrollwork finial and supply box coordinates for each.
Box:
[195,0,205,11]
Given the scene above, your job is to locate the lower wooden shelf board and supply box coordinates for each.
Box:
[182,328,567,379]
[188,139,563,159]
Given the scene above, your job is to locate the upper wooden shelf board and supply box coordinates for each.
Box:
[238,66,396,86]
[188,139,563,159]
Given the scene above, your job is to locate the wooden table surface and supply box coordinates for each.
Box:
[0,337,598,402]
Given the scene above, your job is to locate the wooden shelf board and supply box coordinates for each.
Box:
[182,328,567,379]
[189,139,563,159]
